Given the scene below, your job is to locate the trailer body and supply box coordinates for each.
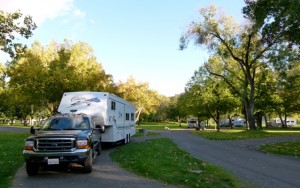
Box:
[58,92,136,143]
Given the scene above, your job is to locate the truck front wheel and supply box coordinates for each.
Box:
[26,162,39,176]
[82,149,92,173]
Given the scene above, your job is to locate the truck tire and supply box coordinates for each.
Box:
[82,149,92,173]
[26,162,39,176]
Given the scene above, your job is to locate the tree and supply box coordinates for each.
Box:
[116,76,160,122]
[243,0,300,46]
[0,10,36,59]
[8,40,114,115]
[185,62,239,131]
[180,5,282,130]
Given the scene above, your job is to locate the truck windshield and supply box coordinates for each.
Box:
[42,117,90,130]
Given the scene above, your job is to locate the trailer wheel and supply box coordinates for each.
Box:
[26,162,39,176]
[96,140,102,156]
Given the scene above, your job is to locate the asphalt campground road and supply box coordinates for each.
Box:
[158,130,300,188]
[3,126,300,188]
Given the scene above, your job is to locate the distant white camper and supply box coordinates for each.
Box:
[58,92,136,144]
[187,117,198,128]
[221,117,246,127]
[271,118,297,127]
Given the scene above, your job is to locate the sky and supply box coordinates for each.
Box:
[0,0,246,96]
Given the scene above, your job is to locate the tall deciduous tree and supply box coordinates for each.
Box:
[116,76,160,121]
[180,5,281,130]
[185,62,239,131]
[8,40,114,115]
[243,0,300,45]
[0,10,36,59]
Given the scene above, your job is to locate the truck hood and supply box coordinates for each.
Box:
[35,130,91,139]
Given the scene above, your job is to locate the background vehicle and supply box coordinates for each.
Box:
[187,117,198,128]
[220,117,246,127]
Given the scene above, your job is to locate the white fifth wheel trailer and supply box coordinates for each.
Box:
[57,92,136,144]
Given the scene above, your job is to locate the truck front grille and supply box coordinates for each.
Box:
[35,138,76,152]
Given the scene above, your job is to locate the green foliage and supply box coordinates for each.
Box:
[194,129,300,140]
[138,122,182,130]
[243,0,300,45]
[260,141,300,157]
[116,76,160,116]
[111,138,242,188]
[7,40,114,115]
[180,4,300,130]
[0,10,36,59]
[0,132,30,188]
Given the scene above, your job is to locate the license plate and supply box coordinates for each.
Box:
[48,158,59,165]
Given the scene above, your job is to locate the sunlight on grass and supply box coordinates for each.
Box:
[0,132,30,188]
[260,141,300,157]
[111,138,244,188]
[193,129,300,140]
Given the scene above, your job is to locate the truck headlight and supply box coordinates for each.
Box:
[24,140,34,150]
[76,139,89,149]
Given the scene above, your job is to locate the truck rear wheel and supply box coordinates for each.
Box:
[26,162,39,176]
[82,149,92,173]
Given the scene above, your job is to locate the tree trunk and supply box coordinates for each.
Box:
[216,110,220,132]
[264,114,269,128]
[255,111,263,129]
[228,115,233,129]
[245,101,256,130]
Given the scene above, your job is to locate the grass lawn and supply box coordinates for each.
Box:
[259,141,300,157]
[193,128,300,158]
[193,129,300,140]
[0,132,30,188]
[111,138,244,188]
[137,122,183,130]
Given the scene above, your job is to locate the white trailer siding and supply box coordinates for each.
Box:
[58,92,136,143]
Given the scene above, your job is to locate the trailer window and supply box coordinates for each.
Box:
[126,113,129,120]
[131,113,134,121]
[111,101,116,110]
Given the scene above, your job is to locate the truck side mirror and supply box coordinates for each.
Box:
[30,126,35,134]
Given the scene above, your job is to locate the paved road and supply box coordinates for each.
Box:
[0,126,30,133]
[5,126,300,188]
[12,148,175,188]
[158,130,300,188]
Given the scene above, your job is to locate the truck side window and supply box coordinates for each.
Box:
[111,101,116,110]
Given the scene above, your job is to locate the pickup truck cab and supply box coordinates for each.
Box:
[23,114,102,176]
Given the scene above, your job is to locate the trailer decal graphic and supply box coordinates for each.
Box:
[68,97,101,107]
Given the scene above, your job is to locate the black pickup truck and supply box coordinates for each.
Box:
[23,114,103,176]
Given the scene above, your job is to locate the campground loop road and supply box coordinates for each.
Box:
[158,130,300,188]
[3,126,300,188]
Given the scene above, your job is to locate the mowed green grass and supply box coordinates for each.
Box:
[193,129,300,157]
[111,138,244,188]
[0,132,30,188]
[260,141,300,157]
[193,129,300,140]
